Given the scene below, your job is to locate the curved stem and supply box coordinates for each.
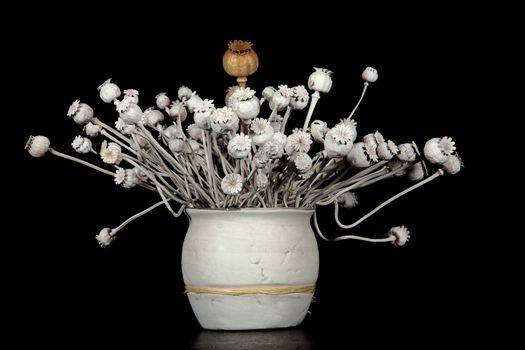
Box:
[156,185,186,217]
[114,200,165,232]
[48,148,114,176]
[346,83,368,121]
[122,157,189,206]
[305,161,384,201]
[334,169,444,229]
[313,168,389,206]
[313,211,395,243]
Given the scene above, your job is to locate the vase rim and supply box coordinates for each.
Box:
[186,208,314,213]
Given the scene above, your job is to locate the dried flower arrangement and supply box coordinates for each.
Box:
[25,41,461,248]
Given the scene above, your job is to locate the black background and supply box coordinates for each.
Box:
[9,3,510,348]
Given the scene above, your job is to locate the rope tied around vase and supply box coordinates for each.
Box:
[185,284,316,296]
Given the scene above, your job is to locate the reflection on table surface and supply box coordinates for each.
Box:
[190,328,318,349]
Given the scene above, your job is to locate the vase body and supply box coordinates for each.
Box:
[182,209,319,330]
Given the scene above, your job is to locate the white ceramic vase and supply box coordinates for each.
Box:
[181,209,319,330]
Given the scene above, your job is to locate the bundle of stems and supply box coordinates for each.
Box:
[26,67,461,246]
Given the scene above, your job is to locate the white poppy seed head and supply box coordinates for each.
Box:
[442,154,462,175]
[67,100,94,125]
[227,133,252,159]
[101,143,122,164]
[255,171,268,190]
[124,89,139,97]
[231,87,256,101]
[98,78,121,103]
[397,143,417,162]
[407,162,425,181]
[362,67,378,83]
[286,130,312,154]
[221,173,243,195]
[84,122,102,137]
[96,228,115,247]
[178,86,193,100]
[337,192,358,209]
[155,92,171,110]
[251,118,271,135]
[292,152,313,173]
[25,135,50,157]
[331,123,356,145]
[389,226,410,247]
[71,136,92,154]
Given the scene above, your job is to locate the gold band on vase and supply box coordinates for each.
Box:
[185,284,316,296]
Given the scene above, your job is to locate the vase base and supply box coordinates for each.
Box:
[187,293,313,330]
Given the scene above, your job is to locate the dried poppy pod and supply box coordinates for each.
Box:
[222,40,259,87]
[71,136,92,154]
[67,100,94,125]
[84,122,102,137]
[98,78,121,103]
[155,92,170,110]
[143,107,164,127]
[25,135,50,157]
[227,133,252,159]
[96,228,115,247]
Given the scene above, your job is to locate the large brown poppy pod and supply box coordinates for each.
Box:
[223,40,259,88]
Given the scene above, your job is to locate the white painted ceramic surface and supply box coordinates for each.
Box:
[182,209,319,330]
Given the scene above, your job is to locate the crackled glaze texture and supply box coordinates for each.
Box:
[182,209,319,330]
